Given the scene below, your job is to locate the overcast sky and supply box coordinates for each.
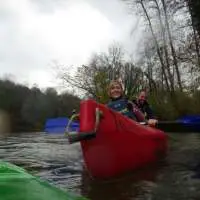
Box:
[0,0,142,90]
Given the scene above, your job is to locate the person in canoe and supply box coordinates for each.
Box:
[107,80,157,126]
[132,90,157,126]
[107,80,138,121]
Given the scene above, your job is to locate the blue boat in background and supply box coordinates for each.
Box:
[177,115,200,132]
[44,117,79,134]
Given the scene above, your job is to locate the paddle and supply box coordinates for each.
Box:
[140,120,200,133]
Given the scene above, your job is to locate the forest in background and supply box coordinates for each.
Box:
[0,79,80,133]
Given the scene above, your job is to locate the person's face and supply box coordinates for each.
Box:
[138,91,146,104]
[109,83,123,99]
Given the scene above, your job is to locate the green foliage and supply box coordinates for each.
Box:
[148,90,200,120]
[0,79,81,132]
[93,71,110,104]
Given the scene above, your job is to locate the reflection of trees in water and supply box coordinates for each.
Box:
[80,162,165,200]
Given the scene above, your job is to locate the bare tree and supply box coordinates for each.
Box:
[139,0,171,92]
[161,0,183,90]
[151,0,175,91]
[122,0,200,92]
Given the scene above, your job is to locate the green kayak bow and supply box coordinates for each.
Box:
[0,161,88,200]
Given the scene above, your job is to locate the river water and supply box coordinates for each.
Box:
[1,132,200,200]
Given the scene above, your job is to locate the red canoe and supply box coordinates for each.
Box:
[67,99,168,179]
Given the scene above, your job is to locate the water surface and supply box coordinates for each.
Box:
[1,132,200,200]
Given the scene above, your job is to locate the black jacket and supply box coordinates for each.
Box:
[132,99,155,119]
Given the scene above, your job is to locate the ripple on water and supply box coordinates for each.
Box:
[1,132,200,200]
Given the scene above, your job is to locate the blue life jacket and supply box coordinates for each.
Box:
[107,98,136,120]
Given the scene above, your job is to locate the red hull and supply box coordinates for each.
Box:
[79,99,168,178]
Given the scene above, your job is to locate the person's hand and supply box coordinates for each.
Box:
[148,119,158,127]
